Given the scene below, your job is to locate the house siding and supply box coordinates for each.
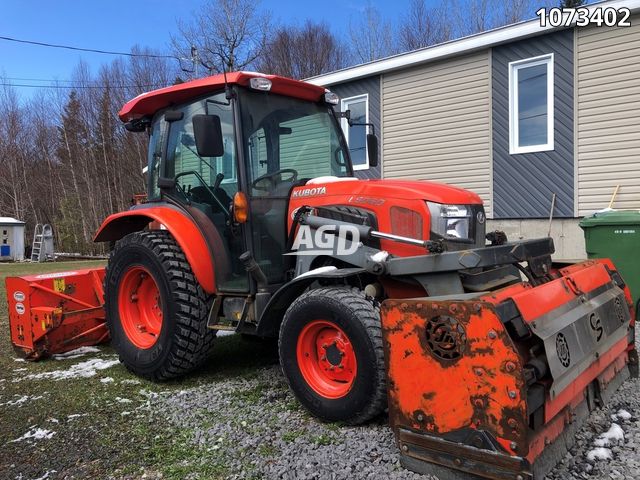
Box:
[576,16,640,215]
[381,52,493,215]
[329,76,382,179]
[492,29,574,219]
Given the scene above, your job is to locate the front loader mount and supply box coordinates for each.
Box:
[381,258,636,480]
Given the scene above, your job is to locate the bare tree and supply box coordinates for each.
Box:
[257,21,347,79]
[399,0,453,51]
[560,0,586,7]
[172,0,271,75]
[449,0,539,36]
[349,4,398,63]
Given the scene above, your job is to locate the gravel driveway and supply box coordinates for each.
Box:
[143,333,640,480]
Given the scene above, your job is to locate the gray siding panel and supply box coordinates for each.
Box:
[577,17,640,215]
[492,30,574,218]
[329,76,381,179]
[382,52,492,214]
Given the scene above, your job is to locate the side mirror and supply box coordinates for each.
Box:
[367,133,379,168]
[157,177,176,189]
[193,114,224,157]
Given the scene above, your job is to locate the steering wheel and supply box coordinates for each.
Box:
[252,168,298,192]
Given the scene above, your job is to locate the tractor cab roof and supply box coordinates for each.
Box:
[118,71,328,122]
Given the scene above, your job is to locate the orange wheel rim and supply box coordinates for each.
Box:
[296,320,357,399]
[117,265,163,349]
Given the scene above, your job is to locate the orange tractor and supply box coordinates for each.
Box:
[7,72,637,479]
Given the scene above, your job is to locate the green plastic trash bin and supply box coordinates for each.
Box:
[580,210,640,311]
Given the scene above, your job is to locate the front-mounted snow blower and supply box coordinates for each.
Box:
[381,250,637,480]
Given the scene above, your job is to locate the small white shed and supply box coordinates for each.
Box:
[0,217,26,261]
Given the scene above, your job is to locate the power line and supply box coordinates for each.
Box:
[0,35,177,59]
[2,76,167,88]
[3,76,80,83]
[0,82,166,90]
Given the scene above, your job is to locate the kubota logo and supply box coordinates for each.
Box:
[292,186,326,198]
[286,224,360,256]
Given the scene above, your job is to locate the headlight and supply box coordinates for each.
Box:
[427,202,472,241]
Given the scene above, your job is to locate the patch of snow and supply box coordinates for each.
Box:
[370,250,389,262]
[115,397,132,404]
[1,394,43,407]
[52,346,101,360]
[120,379,141,385]
[4,395,28,406]
[121,411,131,416]
[25,358,120,381]
[67,414,87,420]
[14,368,27,372]
[13,358,25,362]
[32,470,57,480]
[11,428,56,442]
[295,266,337,279]
[48,418,59,424]
[139,389,158,399]
[100,377,115,384]
[587,447,612,462]
[611,409,632,422]
[594,423,624,447]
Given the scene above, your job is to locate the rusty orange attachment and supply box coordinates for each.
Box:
[6,268,108,360]
[382,259,636,480]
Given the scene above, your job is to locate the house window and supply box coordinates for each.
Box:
[509,54,554,154]
[341,94,369,170]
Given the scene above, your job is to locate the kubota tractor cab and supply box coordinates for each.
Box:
[94,72,637,479]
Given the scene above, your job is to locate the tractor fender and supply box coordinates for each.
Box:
[94,205,216,294]
[256,267,367,337]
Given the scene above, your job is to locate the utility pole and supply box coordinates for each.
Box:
[191,45,199,78]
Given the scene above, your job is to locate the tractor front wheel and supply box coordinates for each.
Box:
[105,230,215,380]
[279,286,386,424]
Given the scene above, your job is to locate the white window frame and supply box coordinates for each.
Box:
[508,53,554,155]
[340,94,369,170]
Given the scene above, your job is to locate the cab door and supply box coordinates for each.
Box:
[163,93,249,293]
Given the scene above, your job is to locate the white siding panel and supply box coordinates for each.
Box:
[382,52,492,215]
[577,17,640,215]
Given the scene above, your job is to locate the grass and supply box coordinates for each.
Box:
[0,260,280,479]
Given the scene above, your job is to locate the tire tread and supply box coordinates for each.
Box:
[279,285,386,425]
[105,230,215,381]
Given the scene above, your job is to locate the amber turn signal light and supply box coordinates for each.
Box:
[233,192,249,223]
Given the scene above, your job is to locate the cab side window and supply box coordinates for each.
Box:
[165,93,238,200]
[147,116,165,200]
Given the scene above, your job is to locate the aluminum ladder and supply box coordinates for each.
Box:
[31,224,54,262]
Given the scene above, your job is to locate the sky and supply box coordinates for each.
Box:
[0,0,417,100]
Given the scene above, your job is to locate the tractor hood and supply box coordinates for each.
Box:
[298,177,483,205]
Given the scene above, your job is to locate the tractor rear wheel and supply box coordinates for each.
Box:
[279,286,386,425]
[105,230,215,380]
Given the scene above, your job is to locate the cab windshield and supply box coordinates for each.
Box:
[240,89,352,197]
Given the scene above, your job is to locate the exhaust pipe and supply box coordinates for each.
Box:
[239,251,269,293]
